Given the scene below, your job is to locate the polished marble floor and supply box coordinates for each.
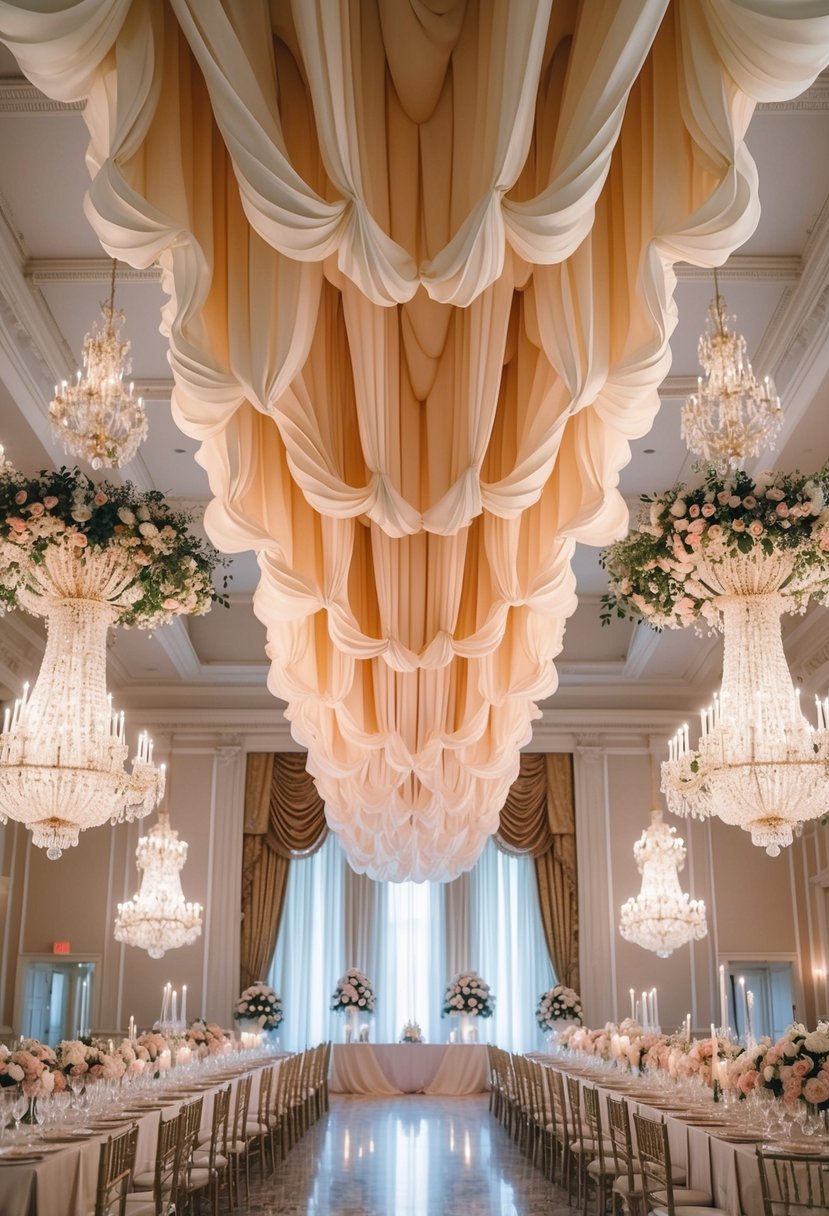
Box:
[230,1093,577,1215]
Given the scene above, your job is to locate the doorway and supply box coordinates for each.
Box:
[18,960,95,1045]
[724,960,795,1041]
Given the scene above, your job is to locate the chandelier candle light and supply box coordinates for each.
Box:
[681,268,782,471]
[49,260,148,469]
[114,805,202,959]
[619,809,708,959]
[0,457,222,856]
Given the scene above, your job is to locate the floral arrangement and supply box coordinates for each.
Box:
[55,1038,129,1082]
[0,461,227,626]
[330,968,376,1014]
[400,1021,424,1043]
[536,984,583,1029]
[186,1019,230,1057]
[600,467,829,630]
[442,972,495,1018]
[0,1043,57,1096]
[233,982,283,1031]
[727,1023,829,1106]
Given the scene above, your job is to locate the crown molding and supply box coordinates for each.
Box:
[25,258,161,286]
[674,255,801,283]
[756,75,829,113]
[0,80,84,114]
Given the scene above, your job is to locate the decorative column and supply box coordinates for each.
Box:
[202,741,245,1026]
[574,737,614,1024]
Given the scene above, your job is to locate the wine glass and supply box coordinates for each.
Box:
[11,1088,28,1141]
[68,1072,85,1109]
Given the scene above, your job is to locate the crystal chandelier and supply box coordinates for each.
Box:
[114,803,203,959]
[0,545,165,857]
[662,552,829,855]
[619,808,708,958]
[681,269,782,470]
[49,260,148,469]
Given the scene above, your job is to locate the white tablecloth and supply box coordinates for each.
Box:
[0,1057,280,1216]
[330,1043,489,1095]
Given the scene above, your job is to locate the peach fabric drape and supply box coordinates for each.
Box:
[240,751,327,989]
[4,2,829,879]
[497,753,578,989]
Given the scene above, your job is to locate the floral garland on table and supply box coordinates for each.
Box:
[536,984,583,1029]
[186,1019,230,1057]
[0,463,226,626]
[442,972,495,1018]
[600,467,829,630]
[331,968,376,1014]
[233,982,283,1031]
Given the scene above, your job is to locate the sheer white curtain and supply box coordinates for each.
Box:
[269,834,553,1052]
[269,833,346,1051]
[470,841,554,1053]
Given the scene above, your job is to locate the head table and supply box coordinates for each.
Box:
[330,1043,489,1095]
[0,1052,283,1216]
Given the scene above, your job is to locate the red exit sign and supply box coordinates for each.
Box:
[52,941,70,955]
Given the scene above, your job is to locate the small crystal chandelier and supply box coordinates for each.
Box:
[49,260,148,469]
[619,806,708,958]
[681,268,782,470]
[114,798,203,959]
[662,555,829,855]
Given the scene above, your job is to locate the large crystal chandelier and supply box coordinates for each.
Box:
[49,260,148,469]
[114,805,202,959]
[619,809,708,958]
[0,545,165,858]
[662,551,829,856]
[681,269,782,471]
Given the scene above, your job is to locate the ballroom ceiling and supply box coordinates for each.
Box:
[0,52,828,726]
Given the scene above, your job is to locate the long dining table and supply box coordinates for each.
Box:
[0,1053,282,1216]
[330,1043,490,1095]
[535,1054,827,1216]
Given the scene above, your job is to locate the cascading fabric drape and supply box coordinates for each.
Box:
[240,751,327,990]
[496,752,578,991]
[6,2,829,879]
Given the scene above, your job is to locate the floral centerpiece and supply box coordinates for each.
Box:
[600,466,829,630]
[400,1021,424,1043]
[186,1019,229,1057]
[0,1044,57,1096]
[442,972,495,1018]
[0,462,225,626]
[728,1023,829,1107]
[536,984,583,1030]
[234,982,283,1032]
[331,968,376,1015]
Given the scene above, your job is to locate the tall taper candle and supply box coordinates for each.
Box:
[739,976,748,1041]
[746,988,755,1045]
[685,1013,691,1041]
[652,988,659,1029]
[630,988,636,1021]
[181,984,187,1028]
[719,964,727,1031]
[642,991,648,1030]
[171,989,178,1027]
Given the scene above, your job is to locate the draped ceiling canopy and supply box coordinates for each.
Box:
[2,1,828,880]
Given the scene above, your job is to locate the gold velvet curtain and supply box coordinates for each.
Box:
[497,754,578,992]
[240,753,328,990]
[242,749,577,992]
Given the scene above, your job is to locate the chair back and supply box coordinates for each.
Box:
[230,1072,253,1145]
[149,1111,184,1216]
[549,1067,568,1142]
[205,1084,231,1169]
[565,1074,585,1149]
[256,1065,274,1123]
[755,1146,829,1215]
[606,1093,637,1189]
[94,1123,139,1216]
[177,1095,204,1187]
[582,1085,607,1169]
[632,1112,674,1216]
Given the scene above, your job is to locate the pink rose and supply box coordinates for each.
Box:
[7,516,26,532]
[766,1049,780,1065]
[701,504,715,517]
[748,521,764,537]
[14,490,26,505]
[738,1070,759,1095]
[803,1077,829,1105]
[742,496,757,509]
[717,491,731,506]
[162,598,181,611]
[43,496,58,509]
[776,502,789,517]
[689,504,700,518]
[70,533,87,548]
[792,1058,813,1078]
[94,492,108,505]
[782,1077,803,1104]
[28,502,44,517]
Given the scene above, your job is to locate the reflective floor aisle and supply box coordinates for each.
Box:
[234,1093,577,1215]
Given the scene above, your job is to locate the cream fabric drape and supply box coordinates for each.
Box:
[5,2,829,879]
[240,751,327,990]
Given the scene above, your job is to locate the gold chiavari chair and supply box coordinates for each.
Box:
[632,1112,729,1216]
[755,1145,829,1216]
[124,1111,183,1216]
[93,1124,139,1216]
[187,1083,231,1216]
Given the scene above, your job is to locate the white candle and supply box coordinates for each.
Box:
[642,991,648,1029]
[719,964,727,1031]
[630,988,636,1020]
[160,984,168,1026]
[652,988,659,1029]
[739,977,748,1041]
[685,1013,691,1041]
[710,1023,717,1089]
[129,1015,135,1042]
[746,989,755,1045]
[171,989,178,1027]
[181,984,187,1027]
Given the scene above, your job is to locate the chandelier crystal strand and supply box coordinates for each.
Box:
[681,269,782,471]
[0,545,165,857]
[49,260,148,469]
[114,803,202,959]
[619,810,708,958]
[662,585,829,855]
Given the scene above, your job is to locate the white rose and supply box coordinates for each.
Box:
[764,1066,775,1082]
[136,505,151,521]
[669,500,687,518]
[118,507,136,526]
[804,1031,829,1054]
[71,506,92,523]
[8,1064,23,1082]
[783,1042,797,1059]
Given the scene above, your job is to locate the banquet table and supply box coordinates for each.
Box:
[330,1043,489,1095]
[539,1059,821,1216]
[0,1055,281,1216]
